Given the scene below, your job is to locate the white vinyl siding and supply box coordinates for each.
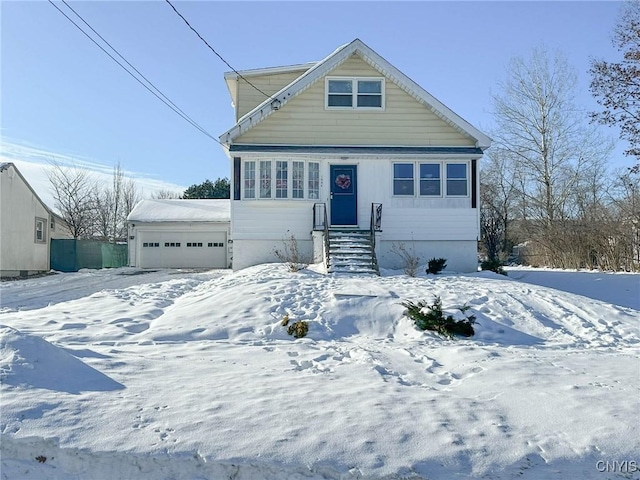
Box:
[393,161,469,198]
[235,56,474,146]
[236,70,309,120]
[244,160,319,200]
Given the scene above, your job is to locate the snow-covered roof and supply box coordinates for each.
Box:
[127,199,230,223]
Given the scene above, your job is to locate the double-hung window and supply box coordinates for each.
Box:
[446,163,468,196]
[244,161,256,199]
[259,161,272,199]
[35,218,46,243]
[326,78,384,109]
[244,160,320,200]
[393,163,414,196]
[420,164,441,196]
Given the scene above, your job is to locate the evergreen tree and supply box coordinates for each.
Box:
[182,177,230,199]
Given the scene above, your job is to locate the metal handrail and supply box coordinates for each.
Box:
[370,203,382,274]
[323,206,330,268]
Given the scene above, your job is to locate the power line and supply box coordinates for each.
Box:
[47,0,222,145]
[164,0,275,102]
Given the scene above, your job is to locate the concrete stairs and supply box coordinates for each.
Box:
[327,230,379,275]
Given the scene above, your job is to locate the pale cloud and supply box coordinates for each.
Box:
[0,138,187,211]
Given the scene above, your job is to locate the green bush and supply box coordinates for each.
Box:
[286,320,309,338]
[426,257,447,275]
[480,258,507,275]
[401,296,476,338]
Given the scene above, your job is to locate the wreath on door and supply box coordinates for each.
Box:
[335,174,351,190]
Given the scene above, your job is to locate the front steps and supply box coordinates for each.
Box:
[327,230,379,275]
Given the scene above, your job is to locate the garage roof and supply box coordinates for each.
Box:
[127,199,230,223]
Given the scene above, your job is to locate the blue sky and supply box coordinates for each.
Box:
[0,1,630,198]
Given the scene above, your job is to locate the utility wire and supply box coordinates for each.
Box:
[164,0,275,102]
[48,0,222,145]
[60,0,207,137]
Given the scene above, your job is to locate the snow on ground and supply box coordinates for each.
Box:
[0,266,638,479]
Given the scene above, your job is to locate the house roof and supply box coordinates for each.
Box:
[219,38,491,150]
[127,199,230,223]
[1,162,53,214]
[223,62,317,110]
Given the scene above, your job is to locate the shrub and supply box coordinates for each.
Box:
[480,258,507,276]
[274,232,309,272]
[287,320,309,338]
[426,257,447,275]
[401,296,476,338]
[390,242,420,277]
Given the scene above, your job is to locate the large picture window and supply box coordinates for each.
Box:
[326,77,384,110]
[244,160,320,200]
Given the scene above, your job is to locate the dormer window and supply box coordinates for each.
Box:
[326,77,384,110]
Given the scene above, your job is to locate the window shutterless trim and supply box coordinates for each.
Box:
[325,77,385,111]
[391,160,471,198]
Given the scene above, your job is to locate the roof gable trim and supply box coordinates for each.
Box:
[219,39,491,149]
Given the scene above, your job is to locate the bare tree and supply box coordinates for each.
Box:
[491,47,612,267]
[151,189,181,199]
[93,162,140,242]
[590,1,640,169]
[480,149,518,261]
[47,160,96,239]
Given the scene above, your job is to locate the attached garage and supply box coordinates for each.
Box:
[127,199,231,269]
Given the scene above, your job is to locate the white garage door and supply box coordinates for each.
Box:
[138,230,227,268]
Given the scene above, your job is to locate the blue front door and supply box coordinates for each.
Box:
[330,165,357,225]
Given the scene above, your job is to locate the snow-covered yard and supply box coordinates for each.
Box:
[1,265,638,479]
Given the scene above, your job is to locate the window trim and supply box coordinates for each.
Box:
[35,217,47,243]
[325,77,385,111]
[391,160,470,198]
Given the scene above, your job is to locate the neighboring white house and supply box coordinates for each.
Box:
[127,199,231,269]
[0,162,73,278]
[219,39,491,272]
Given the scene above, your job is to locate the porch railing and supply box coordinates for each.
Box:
[313,203,326,231]
[370,203,382,273]
[313,203,330,268]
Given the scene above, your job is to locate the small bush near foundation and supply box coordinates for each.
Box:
[480,258,507,276]
[390,242,420,277]
[287,320,309,338]
[401,296,476,339]
[274,232,309,272]
[426,257,447,275]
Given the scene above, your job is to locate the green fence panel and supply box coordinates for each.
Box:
[50,240,128,272]
[50,239,78,272]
